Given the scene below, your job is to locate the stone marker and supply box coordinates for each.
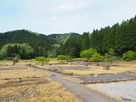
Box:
[103,65,110,70]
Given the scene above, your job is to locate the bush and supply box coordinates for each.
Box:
[35,56,46,64]
[123,51,136,61]
[45,58,50,64]
[57,55,67,62]
[91,53,104,65]
[80,48,97,61]
[35,56,50,64]
[105,48,116,64]
[13,55,20,65]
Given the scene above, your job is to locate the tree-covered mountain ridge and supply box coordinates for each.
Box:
[0,16,136,58]
[0,29,80,45]
[48,33,80,44]
[0,29,80,57]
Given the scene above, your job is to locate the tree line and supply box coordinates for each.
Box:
[0,16,136,60]
[61,16,136,57]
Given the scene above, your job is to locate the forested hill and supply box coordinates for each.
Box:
[0,16,136,59]
[0,30,54,57]
[89,16,136,56]
[48,33,80,44]
[62,16,136,57]
[0,29,80,57]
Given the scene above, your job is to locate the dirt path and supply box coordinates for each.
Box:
[28,66,119,102]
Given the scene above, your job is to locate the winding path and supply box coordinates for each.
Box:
[28,66,119,102]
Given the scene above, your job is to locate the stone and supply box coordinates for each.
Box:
[103,65,110,70]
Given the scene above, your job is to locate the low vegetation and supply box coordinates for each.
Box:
[80,48,97,61]
[35,56,50,64]
[0,81,79,102]
[0,67,79,102]
[0,69,50,80]
[57,55,68,62]
[123,51,136,61]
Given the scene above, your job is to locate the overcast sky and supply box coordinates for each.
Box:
[0,0,136,34]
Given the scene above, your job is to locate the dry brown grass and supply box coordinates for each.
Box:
[47,61,136,76]
[0,60,30,69]
[0,80,79,102]
[0,69,50,80]
[0,64,79,102]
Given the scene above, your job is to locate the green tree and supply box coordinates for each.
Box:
[45,58,50,64]
[0,43,33,59]
[35,56,46,64]
[80,48,97,61]
[12,54,20,65]
[105,48,116,65]
[57,55,67,62]
[91,53,104,66]
[123,51,136,61]
[81,32,90,50]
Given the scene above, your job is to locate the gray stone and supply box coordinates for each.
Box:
[103,65,110,70]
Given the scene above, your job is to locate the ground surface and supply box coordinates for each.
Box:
[29,66,119,102]
[87,81,136,101]
[34,61,136,76]
[77,72,136,83]
[48,65,90,71]
[1,61,136,102]
[0,65,79,102]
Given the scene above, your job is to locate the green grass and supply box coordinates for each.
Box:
[0,59,34,64]
[0,60,12,63]
[49,58,57,61]
[72,58,86,61]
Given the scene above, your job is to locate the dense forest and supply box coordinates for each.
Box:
[62,16,136,57]
[0,16,136,59]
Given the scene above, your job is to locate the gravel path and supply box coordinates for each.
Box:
[48,65,90,71]
[77,73,136,82]
[28,66,119,102]
[89,81,136,102]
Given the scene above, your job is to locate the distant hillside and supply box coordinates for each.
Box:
[0,29,53,48]
[0,30,80,57]
[0,29,54,57]
[0,16,135,58]
[48,33,80,44]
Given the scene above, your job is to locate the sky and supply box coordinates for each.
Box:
[0,0,136,34]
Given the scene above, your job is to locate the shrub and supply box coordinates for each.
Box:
[45,58,50,64]
[80,48,97,61]
[57,55,67,62]
[13,55,20,65]
[35,56,46,64]
[91,53,104,66]
[123,51,136,61]
[105,48,116,64]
